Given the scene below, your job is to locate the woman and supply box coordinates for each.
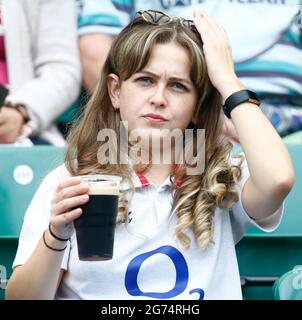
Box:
[6,10,294,300]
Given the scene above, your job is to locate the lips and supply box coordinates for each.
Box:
[142,113,168,121]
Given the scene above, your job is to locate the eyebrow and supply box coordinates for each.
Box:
[136,70,193,87]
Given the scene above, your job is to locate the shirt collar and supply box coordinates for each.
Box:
[120,171,181,192]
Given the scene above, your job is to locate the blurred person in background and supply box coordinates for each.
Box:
[0,0,81,146]
[77,0,302,139]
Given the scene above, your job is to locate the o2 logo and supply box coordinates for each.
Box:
[125,245,204,300]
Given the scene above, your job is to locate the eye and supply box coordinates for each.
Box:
[171,82,188,91]
[136,76,153,85]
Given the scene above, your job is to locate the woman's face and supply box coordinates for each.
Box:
[108,42,198,139]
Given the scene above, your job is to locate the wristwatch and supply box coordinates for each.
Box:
[4,102,30,123]
[222,89,260,119]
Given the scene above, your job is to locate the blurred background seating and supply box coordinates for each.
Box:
[235,144,302,299]
[272,265,302,300]
[0,146,65,299]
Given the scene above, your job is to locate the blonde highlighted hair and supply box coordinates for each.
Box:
[66,17,243,249]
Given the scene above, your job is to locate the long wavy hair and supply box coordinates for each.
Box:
[66,17,243,249]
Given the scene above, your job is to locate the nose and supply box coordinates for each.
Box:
[149,85,167,108]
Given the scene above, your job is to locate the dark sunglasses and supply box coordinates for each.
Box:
[132,9,198,33]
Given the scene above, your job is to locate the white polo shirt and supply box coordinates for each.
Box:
[13,156,284,300]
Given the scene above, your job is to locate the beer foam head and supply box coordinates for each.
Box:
[88,181,120,195]
[78,175,122,195]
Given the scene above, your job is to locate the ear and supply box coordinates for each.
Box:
[107,73,121,110]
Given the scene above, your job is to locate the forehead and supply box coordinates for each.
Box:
[143,42,192,77]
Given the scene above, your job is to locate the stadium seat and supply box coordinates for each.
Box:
[282,130,302,144]
[273,266,302,300]
[0,146,65,300]
[235,144,302,300]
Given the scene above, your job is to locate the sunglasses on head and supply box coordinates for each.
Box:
[132,9,198,33]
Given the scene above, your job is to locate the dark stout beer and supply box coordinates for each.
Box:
[74,177,121,261]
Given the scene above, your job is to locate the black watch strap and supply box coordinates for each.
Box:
[223,89,260,118]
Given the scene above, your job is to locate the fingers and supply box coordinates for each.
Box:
[50,207,83,229]
[193,10,215,44]
[55,178,89,203]
[52,177,89,213]
[51,177,90,217]
[48,177,90,238]
[193,10,228,44]
[51,194,89,216]
[56,176,82,192]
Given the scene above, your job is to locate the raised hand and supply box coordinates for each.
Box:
[193,10,244,101]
